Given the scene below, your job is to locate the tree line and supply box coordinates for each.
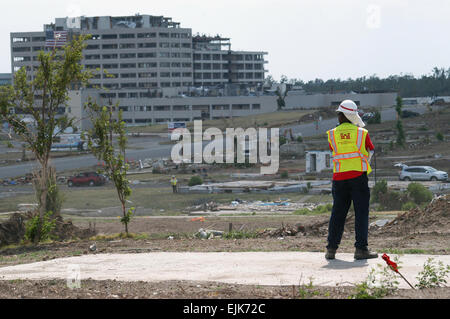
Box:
[269,67,450,98]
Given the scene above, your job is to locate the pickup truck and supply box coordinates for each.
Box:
[67,172,106,187]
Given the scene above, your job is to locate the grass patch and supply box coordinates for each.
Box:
[293,203,332,215]
[89,232,150,241]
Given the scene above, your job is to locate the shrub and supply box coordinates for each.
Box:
[371,179,387,203]
[280,171,288,179]
[188,175,203,186]
[415,258,450,289]
[401,201,417,211]
[25,211,57,242]
[296,136,303,143]
[407,182,432,205]
[367,111,381,124]
[279,135,287,146]
[436,132,444,141]
[377,191,408,210]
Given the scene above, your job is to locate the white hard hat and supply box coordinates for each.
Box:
[336,100,365,127]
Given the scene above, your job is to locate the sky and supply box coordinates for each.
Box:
[2,0,450,82]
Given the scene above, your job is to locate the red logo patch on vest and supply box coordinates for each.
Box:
[340,133,351,140]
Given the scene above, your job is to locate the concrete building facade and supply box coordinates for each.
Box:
[10,14,270,129]
[285,91,397,109]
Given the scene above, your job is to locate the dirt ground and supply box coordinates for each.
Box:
[1,195,449,299]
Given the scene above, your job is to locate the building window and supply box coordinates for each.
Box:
[102,34,117,39]
[155,105,170,111]
[138,52,156,58]
[119,33,135,39]
[137,32,156,38]
[120,73,137,78]
[120,53,136,59]
[252,104,261,110]
[120,63,136,68]
[138,42,156,48]
[232,104,250,110]
[119,43,135,49]
[103,44,118,50]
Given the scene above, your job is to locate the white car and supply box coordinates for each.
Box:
[399,166,448,181]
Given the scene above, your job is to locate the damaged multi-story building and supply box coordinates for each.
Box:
[10,14,275,129]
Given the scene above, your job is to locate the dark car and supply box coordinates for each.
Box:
[67,172,106,187]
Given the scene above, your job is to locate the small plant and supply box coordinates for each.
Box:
[188,175,203,186]
[280,171,288,179]
[371,179,387,203]
[296,135,303,143]
[436,132,444,141]
[279,135,287,146]
[367,111,381,124]
[407,182,432,205]
[25,211,57,242]
[415,258,450,289]
[351,257,401,299]
[401,201,417,211]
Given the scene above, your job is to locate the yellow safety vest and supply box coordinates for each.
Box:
[171,178,177,186]
[327,123,372,175]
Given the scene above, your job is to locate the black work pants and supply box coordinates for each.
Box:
[327,173,370,250]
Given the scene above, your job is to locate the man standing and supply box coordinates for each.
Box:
[325,100,378,260]
[170,175,178,193]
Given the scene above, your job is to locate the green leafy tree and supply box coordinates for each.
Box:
[395,96,405,147]
[84,101,134,235]
[0,35,92,242]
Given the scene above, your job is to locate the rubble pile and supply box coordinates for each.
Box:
[0,213,26,246]
[377,194,450,235]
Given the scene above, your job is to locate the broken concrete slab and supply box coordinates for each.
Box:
[1,252,448,289]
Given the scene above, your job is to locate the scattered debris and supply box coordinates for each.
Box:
[195,228,224,239]
[377,194,450,235]
[89,242,97,252]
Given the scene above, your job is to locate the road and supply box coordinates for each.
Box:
[0,105,429,179]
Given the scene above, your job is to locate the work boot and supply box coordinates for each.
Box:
[325,248,336,260]
[354,248,378,260]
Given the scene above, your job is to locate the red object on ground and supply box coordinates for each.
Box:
[382,253,399,273]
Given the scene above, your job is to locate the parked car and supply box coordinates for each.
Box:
[357,110,374,121]
[399,166,448,181]
[67,172,106,187]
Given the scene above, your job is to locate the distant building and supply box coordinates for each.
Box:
[285,89,397,109]
[306,151,332,173]
[0,73,11,86]
[10,14,270,129]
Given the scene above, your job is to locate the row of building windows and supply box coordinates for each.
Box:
[193,53,265,61]
[194,63,263,70]
[12,32,191,43]
[85,42,191,50]
[90,32,191,39]
[91,81,194,89]
[194,72,263,79]
[105,103,261,112]
[90,71,193,78]
[85,62,193,69]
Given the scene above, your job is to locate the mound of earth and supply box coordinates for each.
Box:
[0,213,96,247]
[377,195,450,236]
[0,213,26,246]
[52,215,97,240]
